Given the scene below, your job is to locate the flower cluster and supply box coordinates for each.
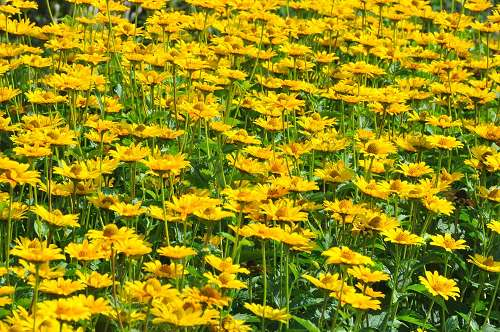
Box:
[0,0,498,331]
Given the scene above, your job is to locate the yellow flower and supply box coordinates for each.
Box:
[344,292,381,310]
[383,228,423,245]
[37,297,92,321]
[193,206,234,221]
[143,260,187,279]
[126,278,178,303]
[358,138,397,159]
[75,294,113,316]
[354,176,389,200]
[158,245,197,259]
[166,194,219,220]
[487,220,500,234]
[467,254,500,273]
[86,224,137,245]
[109,201,146,218]
[37,277,86,296]
[151,298,219,327]
[10,237,65,263]
[142,152,190,176]
[0,160,40,187]
[314,160,353,183]
[347,266,390,283]
[419,271,459,300]
[243,303,291,323]
[183,286,230,308]
[322,246,373,265]
[114,236,152,257]
[204,272,247,289]
[53,160,100,181]
[259,198,308,223]
[31,205,79,228]
[397,162,433,177]
[110,143,150,162]
[204,255,250,275]
[13,144,52,158]
[65,239,109,261]
[302,272,344,291]
[421,195,455,215]
[0,87,20,103]
[429,233,468,252]
[426,135,463,150]
[76,270,113,288]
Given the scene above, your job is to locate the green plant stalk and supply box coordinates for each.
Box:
[424,299,435,327]
[5,185,13,282]
[261,240,267,332]
[483,274,500,327]
[32,264,40,331]
[330,271,345,331]
[467,271,485,331]
[161,177,170,246]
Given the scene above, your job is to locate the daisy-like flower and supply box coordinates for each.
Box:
[259,198,309,223]
[31,205,79,228]
[314,160,353,183]
[203,272,247,289]
[243,303,291,323]
[37,297,92,322]
[397,162,433,177]
[37,277,86,296]
[429,233,468,252]
[467,254,500,273]
[141,152,190,176]
[151,298,219,327]
[109,201,146,218]
[421,195,455,215]
[302,272,344,291]
[158,245,197,259]
[110,143,150,162]
[344,292,381,310]
[487,220,500,234]
[53,160,100,181]
[419,271,460,300]
[358,138,397,159]
[347,266,390,283]
[426,135,463,150]
[383,228,423,245]
[322,246,373,266]
[143,261,187,279]
[86,224,136,244]
[76,271,113,288]
[65,239,109,261]
[126,279,178,303]
[204,255,250,275]
[10,237,65,263]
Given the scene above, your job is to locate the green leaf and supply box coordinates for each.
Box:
[406,284,447,313]
[239,238,254,247]
[292,315,321,332]
[220,232,236,243]
[397,314,434,330]
[0,309,9,319]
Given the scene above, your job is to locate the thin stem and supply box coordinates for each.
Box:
[483,274,500,327]
[261,240,267,332]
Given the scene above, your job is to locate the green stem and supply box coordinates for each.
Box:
[483,274,500,327]
[424,299,435,326]
[261,240,267,332]
[32,264,40,331]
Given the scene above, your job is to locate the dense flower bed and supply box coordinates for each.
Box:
[0,0,498,331]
